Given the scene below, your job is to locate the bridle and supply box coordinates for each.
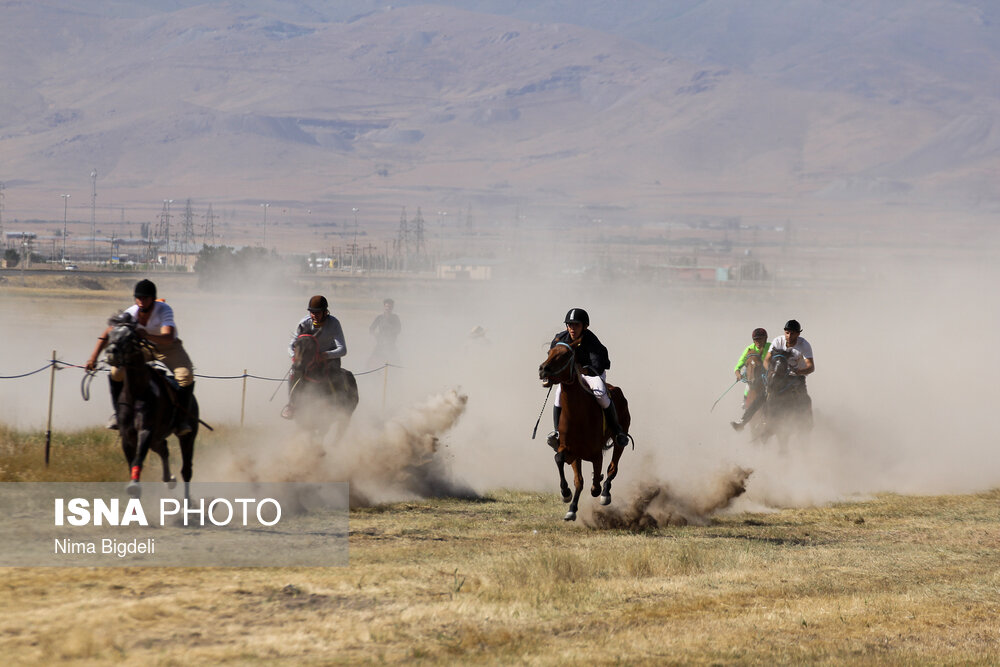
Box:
[745,352,764,386]
[542,342,578,385]
[293,334,327,382]
[766,350,797,396]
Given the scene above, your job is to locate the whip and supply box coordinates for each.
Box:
[531,385,553,439]
[710,378,741,413]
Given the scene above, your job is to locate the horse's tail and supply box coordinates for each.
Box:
[606,384,630,435]
[342,370,360,408]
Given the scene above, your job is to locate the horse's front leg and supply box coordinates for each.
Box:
[120,428,137,469]
[590,452,604,498]
[157,440,177,489]
[554,450,572,503]
[601,445,625,506]
[127,423,154,499]
[565,459,584,522]
[177,432,194,501]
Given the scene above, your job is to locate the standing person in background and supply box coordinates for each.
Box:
[368,297,401,368]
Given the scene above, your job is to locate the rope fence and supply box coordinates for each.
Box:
[1,353,408,466]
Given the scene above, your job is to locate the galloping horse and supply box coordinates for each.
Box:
[289,334,359,441]
[538,342,632,521]
[743,352,767,440]
[103,313,197,499]
[761,349,812,448]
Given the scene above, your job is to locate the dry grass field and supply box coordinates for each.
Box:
[2,255,1000,664]
[1,425,1000,664]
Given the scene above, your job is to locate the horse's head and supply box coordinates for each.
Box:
[292,334,325,378]
[103,312,146,368]
[767,350,793,387]
[745,352,765,386]
[539,342,575,387]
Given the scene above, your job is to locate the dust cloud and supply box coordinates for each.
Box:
[582,466,752,529]
[201,389,477,507]
[2,240,999,517]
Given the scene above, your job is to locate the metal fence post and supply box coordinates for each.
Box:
[241,369,248,427]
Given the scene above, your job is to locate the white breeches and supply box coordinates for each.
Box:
[553,372,611,409]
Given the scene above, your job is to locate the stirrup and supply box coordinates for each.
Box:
[730,420,745,432]
[614,432,629,447]
[106,413,119,430]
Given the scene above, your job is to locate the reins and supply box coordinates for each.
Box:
[544,342,577,384]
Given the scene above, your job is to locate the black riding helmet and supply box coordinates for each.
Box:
[133,279,157,299]
[784,319,802,332]
[308,295,328,311]
[564,308,589,327]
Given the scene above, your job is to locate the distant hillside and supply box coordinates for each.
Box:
[1,0,998,234]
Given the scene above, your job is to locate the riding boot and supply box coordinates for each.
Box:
[603,402,629,448]
[174,383,194,436]
[107,379,123,430]
[732,396,762,431]
[546,406,561,450]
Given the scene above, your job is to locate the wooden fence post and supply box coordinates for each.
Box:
[45,351,57,466]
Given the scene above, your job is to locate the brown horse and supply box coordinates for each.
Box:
[538,342,631,521]
[743,352,767,440]
[289,334,359,441]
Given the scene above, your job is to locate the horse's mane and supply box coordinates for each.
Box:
[108,311,135,327]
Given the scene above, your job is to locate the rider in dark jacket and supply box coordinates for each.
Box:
[546,308,628,451]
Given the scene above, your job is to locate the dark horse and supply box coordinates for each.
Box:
[760,349,813,449]
[538,342,632,521]
[289,334,359,441]
[103,314,197,499]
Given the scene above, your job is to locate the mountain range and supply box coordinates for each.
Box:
[2,0,998,237]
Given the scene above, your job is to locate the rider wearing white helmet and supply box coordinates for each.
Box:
[545,308,628,451]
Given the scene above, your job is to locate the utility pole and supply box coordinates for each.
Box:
[260,202,270,248]
[351,207,359,272]
[155,200,173,266]
[203,203,216,245]
[413,207,425,256]
[0,182,5,246]
[182,198,195,250]
[61,194,70,261]
[90,169,97,261]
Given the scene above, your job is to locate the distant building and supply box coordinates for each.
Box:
[435,258,497,280]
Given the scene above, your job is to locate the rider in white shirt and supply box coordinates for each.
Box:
[765,319,814,377]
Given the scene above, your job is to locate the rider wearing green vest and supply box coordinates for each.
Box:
[731,327,769,430]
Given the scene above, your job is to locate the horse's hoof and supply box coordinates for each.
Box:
[590,487,601,498]
[126,480,141,499]
[599,494,612,506]
[561,492,572,503]
[563,511,577,522]
[166,476,177,490]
